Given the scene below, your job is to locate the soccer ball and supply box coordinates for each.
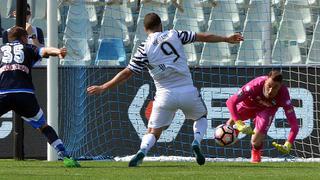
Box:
[214,124,237,146]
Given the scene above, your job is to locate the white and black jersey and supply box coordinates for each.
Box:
[128,30,196,91]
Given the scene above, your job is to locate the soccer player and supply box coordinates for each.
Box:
[0,26,80,167]
[225,70,299,163]
[87,13,243,167]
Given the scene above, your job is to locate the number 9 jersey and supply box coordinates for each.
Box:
[0,41,42,94]
[128,30,196,92]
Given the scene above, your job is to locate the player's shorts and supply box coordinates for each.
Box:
[0,93,46,129]
[148,87,207,129]
[237,103,277,134]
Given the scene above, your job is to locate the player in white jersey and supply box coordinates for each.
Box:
[87,13,243,167]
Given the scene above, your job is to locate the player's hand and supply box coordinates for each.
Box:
[226,33,244,44]
[59,48,67,59]
[272,141,292,154]
[235,120,254,135]
[87,85,105,95]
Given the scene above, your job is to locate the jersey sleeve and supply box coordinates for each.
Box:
[226,84,255,121]
[280,87,299,144]
[27,44,42,63]
[176,30,196,45]
[127,42,148,74]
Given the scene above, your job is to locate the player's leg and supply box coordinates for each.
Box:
[129,91,176,167]
[12,93,80,167]
[251,108,277,163]
[180,89,207,165]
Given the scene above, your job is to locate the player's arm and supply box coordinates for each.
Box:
[272,90,299,154]
[226,86,254,134]
[87,68,133,95]
[40,47,67,59]
[195,33,243,44]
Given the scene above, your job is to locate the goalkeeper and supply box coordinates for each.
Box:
[225,70,299,163]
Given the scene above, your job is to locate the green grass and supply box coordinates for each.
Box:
[0,160,320,180]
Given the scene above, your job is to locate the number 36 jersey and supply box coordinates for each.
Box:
[128,30,196,92]
[0,41,42,94]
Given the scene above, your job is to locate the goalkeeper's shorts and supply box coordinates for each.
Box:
[148,87,207,129]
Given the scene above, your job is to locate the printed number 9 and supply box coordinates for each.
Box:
[160,42,180,62]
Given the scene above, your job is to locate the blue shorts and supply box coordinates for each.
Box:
[0,93,46,129]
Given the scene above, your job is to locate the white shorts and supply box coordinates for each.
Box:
[148,87,207,129]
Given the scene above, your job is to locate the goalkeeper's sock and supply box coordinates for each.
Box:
[139,133,156,155]
[193,117,208,144]
[251,144,263,163]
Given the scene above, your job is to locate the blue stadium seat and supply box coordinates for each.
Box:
[0,0,9,18]
[173,0,205,29]
[138,1,170,27]
[246,0,276,25]
[1,17,15,30]
[209,0,240,26]
[95,38,127,66]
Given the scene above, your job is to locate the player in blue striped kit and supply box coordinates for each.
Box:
[0,26,80,167]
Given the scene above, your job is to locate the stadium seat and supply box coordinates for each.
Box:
[276,11,306,44]
[285,0,312,26]
[32,0,46,19]
[209,0,240,26]
[173,18,200,66]
[95,38,127,66]
[199,19,234,66]
[100,16,130,46]
[0,0,8,18]
[138,1,170,27]
[85,4,98,27]
[133,17,147,43]
[1,17,15,31]
[61,38,91,66]
[64,18,93,45]
[243,20,271,40]
[246,0,276,25]
[235,39,264,65]
[173,0,205,29]
[306,17,320,64]
[272,39,302,64]
[101,2,134,28]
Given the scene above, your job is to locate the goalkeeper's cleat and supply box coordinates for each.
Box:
[251,149,262,164]
[128,150,145,167]
[63,157,81,168]
[192,140,205,165]
[272,141,292,154]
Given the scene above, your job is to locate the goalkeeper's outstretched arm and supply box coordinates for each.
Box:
[87,68,133,95]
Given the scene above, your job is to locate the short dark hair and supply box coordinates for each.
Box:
[8,26,28,42]
[144,13,161,31]
[268,70,283,82]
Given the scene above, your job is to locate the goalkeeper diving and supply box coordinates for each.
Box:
[225,70,299,163]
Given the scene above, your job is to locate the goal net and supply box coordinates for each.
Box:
[55,0,320,161]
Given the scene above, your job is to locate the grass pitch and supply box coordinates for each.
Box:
[0,160,320,180]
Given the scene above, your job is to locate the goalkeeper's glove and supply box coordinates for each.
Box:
[272,141,292,154]
[235,120,254,135]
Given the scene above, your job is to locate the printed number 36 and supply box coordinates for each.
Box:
[1,45,24,63]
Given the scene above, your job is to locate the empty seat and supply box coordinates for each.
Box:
[272,39,302,64]
[285,0,312,25]
[243,20,272,40]
[61,38,91,65]
[173,0,205,29]
[32,0,46,19]
[101,2,134,28]
[133,17,147,43]
[85,4,98,27]
[306,17,320,64]
[246,0,276,24]
[209,0,240,26]
[173,19,200,66]
[100,16,130,46]
[199,19,234,66]
[95,38,127,66]
[138,1,170,27]
[235,39,265,65]
[0,0,8,18]
[277,11,306,44]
